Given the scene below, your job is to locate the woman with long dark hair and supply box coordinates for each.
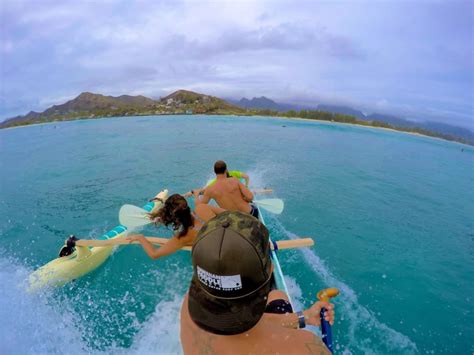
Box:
[126,192,223,260]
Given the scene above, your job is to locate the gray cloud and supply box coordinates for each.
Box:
[1,0,472,129]
[155,22,363,60]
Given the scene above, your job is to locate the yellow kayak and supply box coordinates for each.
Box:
[28,190,168,292]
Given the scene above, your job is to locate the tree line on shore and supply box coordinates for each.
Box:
[252,109,473,145]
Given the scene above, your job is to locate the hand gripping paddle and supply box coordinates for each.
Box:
[317,288,340,353]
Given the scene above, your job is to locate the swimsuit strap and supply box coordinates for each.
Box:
[192,212,206,229]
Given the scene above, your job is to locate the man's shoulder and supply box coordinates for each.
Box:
[204,184,216,194]
[227,177,241,186]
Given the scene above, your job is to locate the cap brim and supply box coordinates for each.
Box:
[188,273,272,335]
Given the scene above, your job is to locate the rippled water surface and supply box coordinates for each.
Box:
[1,115,472,354]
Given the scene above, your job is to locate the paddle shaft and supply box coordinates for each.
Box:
[75,237,178,248]
[317,288,340,354]
[253,188,273,194]
[183,188,273,197]
[320,311,334,353]
[120,196,283,230]
[75,237,314,251]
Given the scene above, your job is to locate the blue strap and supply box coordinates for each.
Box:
[272,240,278,251]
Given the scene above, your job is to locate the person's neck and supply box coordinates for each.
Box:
[216,173,227,180]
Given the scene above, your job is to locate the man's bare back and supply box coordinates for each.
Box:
[198,176,254,214]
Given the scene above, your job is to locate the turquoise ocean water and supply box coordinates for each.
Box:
[0,115,472,354]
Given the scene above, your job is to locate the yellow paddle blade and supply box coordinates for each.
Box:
[119,204,151,228]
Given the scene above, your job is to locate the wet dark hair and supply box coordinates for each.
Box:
[214,160,227,174]
[148,194,194,238]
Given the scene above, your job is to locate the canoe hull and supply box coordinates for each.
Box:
[258,208,293,305]
[28,190,168,292]
[28,244,117,291]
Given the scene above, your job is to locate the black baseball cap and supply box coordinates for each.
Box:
[188,211,272,335]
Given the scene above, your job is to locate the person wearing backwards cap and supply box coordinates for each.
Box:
[180,211,335,354]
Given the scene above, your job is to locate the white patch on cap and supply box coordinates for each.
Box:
[197,266,242,291]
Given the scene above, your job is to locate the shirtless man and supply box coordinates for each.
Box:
[180,211,335,354]
[207,169,250,187]
[195,160,259,219]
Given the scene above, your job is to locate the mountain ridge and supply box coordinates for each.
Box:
[2,90,472,145]
[1,90,244,128]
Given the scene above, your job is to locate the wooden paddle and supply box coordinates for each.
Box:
[183,188,273,197]
[119,198,285,229]
[68,236,315,251]
[253,188,273,194]
[119,204,151,228]
[253,198,284,214]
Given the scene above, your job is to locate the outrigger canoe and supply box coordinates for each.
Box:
[258,209,293,305]
[28,190,169,292]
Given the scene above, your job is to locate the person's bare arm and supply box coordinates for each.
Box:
[209,205,225,214]
[238,181,254,202]
[126,234,191,259]
[194,204,225,222]
[183,187,205,197]
[194,188,211,205]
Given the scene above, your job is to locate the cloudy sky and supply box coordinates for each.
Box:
[1,0,473,129]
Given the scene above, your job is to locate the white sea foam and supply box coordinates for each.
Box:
[246,167,270,191]
[0,253,184,355]
[127,296,183,355]
[0,256,92,355]
[269,220,418,354]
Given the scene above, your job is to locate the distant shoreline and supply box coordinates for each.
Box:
[3,89,472,146]
[2,113,472,147]
[233,114,473,147]
[1,120,61,131]
[284,115,459,145]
